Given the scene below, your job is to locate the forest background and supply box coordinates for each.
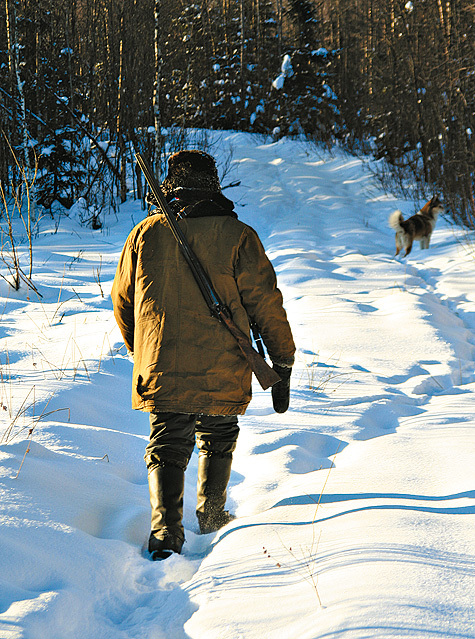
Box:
[1,0,474,232]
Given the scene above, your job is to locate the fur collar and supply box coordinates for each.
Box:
[169,189,237,219]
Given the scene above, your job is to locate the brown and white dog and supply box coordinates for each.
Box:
[388,196,444,257]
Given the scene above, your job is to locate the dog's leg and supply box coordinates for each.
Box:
[421,236,430,249]
[395,233,402,256]
[404,241,413,256]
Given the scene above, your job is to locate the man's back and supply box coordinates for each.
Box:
[112,210,294,414]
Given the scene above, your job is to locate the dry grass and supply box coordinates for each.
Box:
[265,444,341,608]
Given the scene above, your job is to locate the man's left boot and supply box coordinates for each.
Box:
[148,464,185,560]
[196,453,235,535]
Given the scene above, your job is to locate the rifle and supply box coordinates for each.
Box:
[135,153,281,391]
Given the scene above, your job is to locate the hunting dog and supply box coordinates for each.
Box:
[389,196,444,257]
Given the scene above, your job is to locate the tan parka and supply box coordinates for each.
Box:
[111,208,295,415]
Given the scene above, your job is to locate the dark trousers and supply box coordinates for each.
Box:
[145,412,240,471]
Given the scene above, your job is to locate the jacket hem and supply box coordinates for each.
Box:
[133,400,249,416]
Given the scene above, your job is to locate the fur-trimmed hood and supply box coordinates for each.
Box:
[147,188,237,220]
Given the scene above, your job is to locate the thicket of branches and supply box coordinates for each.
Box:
[1,0,474,225]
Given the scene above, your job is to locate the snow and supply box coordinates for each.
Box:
[313,48,329,57]
[250,101,265,126]
[272,54,293,90]
[1,132,475,638]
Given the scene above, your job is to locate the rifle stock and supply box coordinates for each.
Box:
[218,311,281,389]
[135,153,281,391]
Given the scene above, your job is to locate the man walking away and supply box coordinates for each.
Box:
[111,150,295,559]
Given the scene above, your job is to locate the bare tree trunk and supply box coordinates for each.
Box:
[201,0,217,58]
[437,0,451,67]
[153,0,163,178]
[276,0,282,59]
[117,12,127,203]
[254,0,261,67]
[240,0,245,107]
[6,0,28,168]
[64,3,76,205]
[5,0,14,75]
[366,0,374,97]
[222,0,230,53]
[6,0,36,228]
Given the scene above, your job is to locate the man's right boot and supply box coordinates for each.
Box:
[148,464,185,560]
[196,453,235,535]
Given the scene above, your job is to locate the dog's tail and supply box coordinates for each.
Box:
[388,210,404,231]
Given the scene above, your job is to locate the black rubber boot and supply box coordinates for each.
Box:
[148,464,185,560]
[196,453,235,535]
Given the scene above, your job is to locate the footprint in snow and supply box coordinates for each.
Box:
[353,399,400,441]
[251,430,345,474]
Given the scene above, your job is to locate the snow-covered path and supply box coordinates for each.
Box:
[184,137,475,638]
[1,133,474,638]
